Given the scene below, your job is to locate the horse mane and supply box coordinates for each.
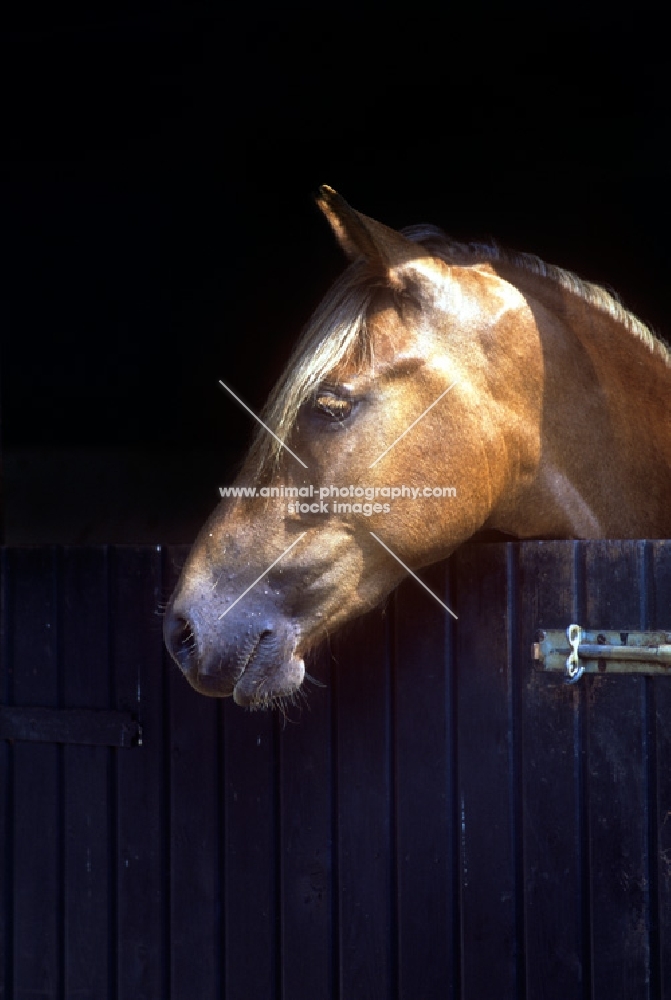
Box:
[404,224,670,367]
[246,225,669,479]
[245,259,374,479]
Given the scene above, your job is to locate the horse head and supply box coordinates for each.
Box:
[164,187,548,707]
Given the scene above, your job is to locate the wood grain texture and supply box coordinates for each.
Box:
[1,542,670,999]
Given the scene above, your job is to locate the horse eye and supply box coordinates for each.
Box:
[313,392,353,422]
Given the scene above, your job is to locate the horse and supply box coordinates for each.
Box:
[164,186,671,709]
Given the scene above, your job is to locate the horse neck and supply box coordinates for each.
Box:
[493,266,671,538]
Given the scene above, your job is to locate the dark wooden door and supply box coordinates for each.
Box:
[1,541,670,999]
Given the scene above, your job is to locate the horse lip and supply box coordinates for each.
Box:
[232,629,305,708]
[235,630,270,681]
[172,616,305,705]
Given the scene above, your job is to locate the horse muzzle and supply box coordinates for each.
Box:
[163,597,305,708]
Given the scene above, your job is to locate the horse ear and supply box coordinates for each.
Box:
[315,185,428,288]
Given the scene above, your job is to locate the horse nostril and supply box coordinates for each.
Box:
[165,610,198,672]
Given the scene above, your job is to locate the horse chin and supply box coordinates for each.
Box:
[183,670,236,699]
[232,653,305,710]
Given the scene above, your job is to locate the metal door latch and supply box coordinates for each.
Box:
[532,625,671,683]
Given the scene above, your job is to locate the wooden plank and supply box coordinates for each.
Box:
[0,705,138,746]
[61,547,112,1000]
[168,631,221,999]
[393,562,458,1000]
[114,546,167,1000]
[334,607,393,1000]
[278,643,334,1000]
[223,696,278,999]
[519,540,585,998]
[583,540,651,1000]
[454,542,520,1000]
[0,549,13,1000]
[11,547,61,999]
[651,540,671,998]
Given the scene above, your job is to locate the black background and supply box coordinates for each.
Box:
[1,6,668,541]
